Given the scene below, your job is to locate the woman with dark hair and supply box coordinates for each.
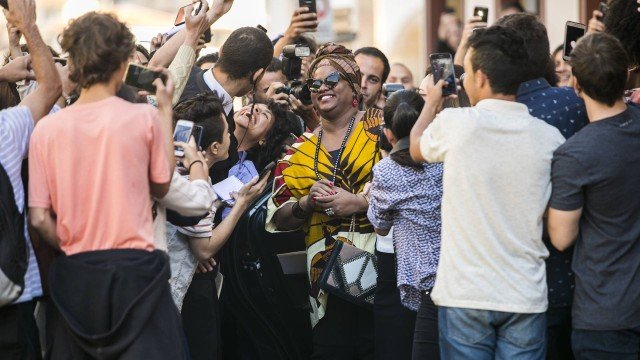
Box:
[367,90,444,360]
[552,44,572,87]
[268,43,381,358]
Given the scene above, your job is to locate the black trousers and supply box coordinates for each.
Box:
[572,326,640,360]
[547,306,574,360]
[311,295,374,360]
[411,292,439,360]
[374,251,416,360]
[181,270,221,360]
[0,300,42,360]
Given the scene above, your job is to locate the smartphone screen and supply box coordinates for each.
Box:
[474,7,488,23]
[124,63,166,94]
[192,125,204,149]
[299,0,317,13]
[430,53,457,96]
[175,1,203,26]
[563,22,586,61]
[173,120,194,156]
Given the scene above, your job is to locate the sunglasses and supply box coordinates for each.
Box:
[307,71,342,92]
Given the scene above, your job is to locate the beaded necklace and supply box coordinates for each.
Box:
[313,116,356,183]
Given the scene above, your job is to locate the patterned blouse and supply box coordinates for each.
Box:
[367,152,443,311]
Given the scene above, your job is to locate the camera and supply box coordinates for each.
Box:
[279,44,313,105]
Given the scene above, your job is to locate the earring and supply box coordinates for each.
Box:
[259,139,266,146]
[352,98,358,108]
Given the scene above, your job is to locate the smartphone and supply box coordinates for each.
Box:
[382,83,404,97]
[192,125,204,149]
[173,120,195,157]
[0,0,8,10]
[260,161,277,179]
[174,1,203,26]
[123,63,167,94]
[202,28,212,43]
[597,2,608,22]
[299,0,317,13]
[473,6,489,23]
[429,53,457,96]
[563,21,586,61]
[53,57,67,66]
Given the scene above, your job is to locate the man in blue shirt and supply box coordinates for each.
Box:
[496,13,589,360]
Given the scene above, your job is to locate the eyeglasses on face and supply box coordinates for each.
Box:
[307,71,342,92]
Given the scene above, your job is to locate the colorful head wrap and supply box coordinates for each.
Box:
[307,42,362,95]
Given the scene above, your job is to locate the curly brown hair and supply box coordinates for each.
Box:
[60,12,135,89]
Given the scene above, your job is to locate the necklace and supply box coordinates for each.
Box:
[313,116,356,183]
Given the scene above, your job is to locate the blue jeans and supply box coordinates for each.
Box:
[439,307,546,360]
[572,327,640,360]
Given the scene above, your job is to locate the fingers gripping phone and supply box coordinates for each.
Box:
[175,1,204,26]
[429,53,457,97]
[192,125,204,150]
[473,6,489,23]
[174,120,195,157]
[299,0,317,13]
[124,63,167,94]
[259,161,277,180]
[563,21,586,61]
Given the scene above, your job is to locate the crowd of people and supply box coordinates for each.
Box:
[1,0,639,359]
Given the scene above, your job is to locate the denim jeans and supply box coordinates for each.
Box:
[572,327,640,360]
[439,307,546,360]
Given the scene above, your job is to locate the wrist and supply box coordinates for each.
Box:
[299,195,312,212]
[184,33,199,48]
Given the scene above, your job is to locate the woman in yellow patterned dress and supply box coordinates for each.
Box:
[266,43,381,358]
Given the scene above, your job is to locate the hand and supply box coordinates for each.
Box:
[150,33,168,53]
[231,175,269,208]
[152,68,174,111]
[3,0,37,33]
[185,1,210,45]
[314,187,365,217]
[419,74,449,109]
[266,82,289,105]
[196,257,217,273]
[308,179,334,209]
[0,55,34,82]
[284,7,318,39]
[174,137,204,168]
[460,16,486,45]
[56,63,76,97]
[6,23,21,48]
[587,10,605,34]
[207,0,234,24]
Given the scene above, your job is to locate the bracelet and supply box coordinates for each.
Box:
[292,200,311,219]
[188,160,204,173]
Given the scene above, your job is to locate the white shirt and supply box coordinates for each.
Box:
[0,106,43,303]
[420,99,565,314]
[203,69,234,115]
[375,227,394,253]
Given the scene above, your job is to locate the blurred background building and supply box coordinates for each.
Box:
[0,0,604,83]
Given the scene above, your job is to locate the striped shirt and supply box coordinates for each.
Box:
[0,106,43,303]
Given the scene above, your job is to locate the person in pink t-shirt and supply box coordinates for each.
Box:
[27,12,186,358]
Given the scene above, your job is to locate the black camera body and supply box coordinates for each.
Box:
[280,44,313,105]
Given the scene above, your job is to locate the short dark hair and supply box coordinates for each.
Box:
[60,12,135,89]
[501,1,525,13]
[195,52,219,68]
[466,26,528,95]
[266,57,283,73]
[217,27,274,80]
[495,13,550,80]
[570,33,628,107]
[605,0,640,66]
[173,93,226,149]
[355,47,391,83]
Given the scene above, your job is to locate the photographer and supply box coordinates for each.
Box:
[548,33,640,359]
[273,6,318,58]
[0,0,61,357]
[247,57,286,104]
[27,12,184,358]
[267,44,320,130]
